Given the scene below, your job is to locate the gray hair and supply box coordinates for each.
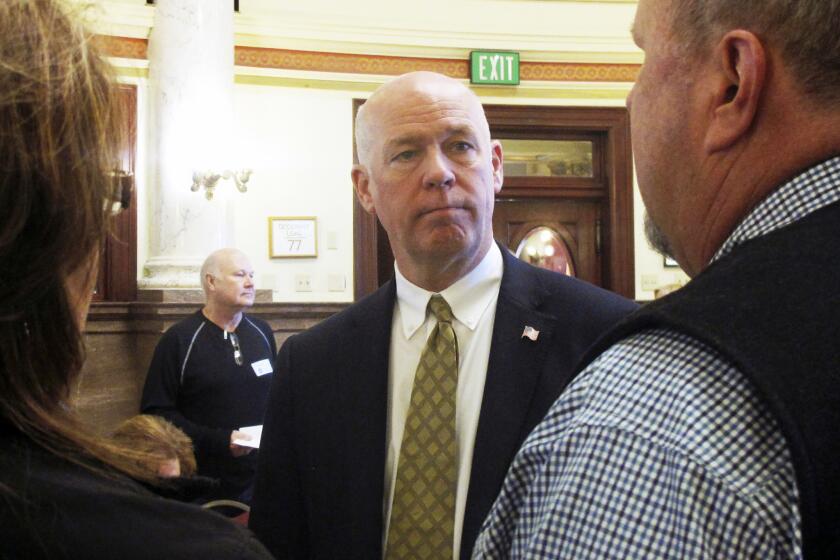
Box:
[199,256,218,293]
[669,0,840,104]
[354,101,373,167]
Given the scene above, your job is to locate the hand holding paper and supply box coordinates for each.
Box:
[232,424,262,449]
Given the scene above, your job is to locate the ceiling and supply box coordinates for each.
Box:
[86,0,641,63]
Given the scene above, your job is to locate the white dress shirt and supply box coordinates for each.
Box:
[383,243,504,559]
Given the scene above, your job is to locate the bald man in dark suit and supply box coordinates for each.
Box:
[250,71,637,559]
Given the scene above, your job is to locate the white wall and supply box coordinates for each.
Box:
[231,84,357,302]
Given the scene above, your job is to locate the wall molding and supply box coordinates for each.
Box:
[86,300,347,331]
[95,35,148,59]
[97,36,639,83]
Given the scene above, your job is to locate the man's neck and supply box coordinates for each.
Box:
[682,106,840,275]
[202,304,244,332]
[396,243,492,293]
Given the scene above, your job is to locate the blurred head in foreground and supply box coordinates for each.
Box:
[0,0,155,483]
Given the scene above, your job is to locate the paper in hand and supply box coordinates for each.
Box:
[232,424,262,449]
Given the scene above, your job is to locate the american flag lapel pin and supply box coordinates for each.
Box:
[521,325,540,342]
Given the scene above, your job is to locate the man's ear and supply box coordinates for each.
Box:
[490,140,504,194]
[351,164,377,215]
[704,30,766,153]
[205,274,216,293]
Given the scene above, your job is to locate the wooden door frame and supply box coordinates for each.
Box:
[486,105,635,298]
[94,83,138,302]
[352,103,635,300]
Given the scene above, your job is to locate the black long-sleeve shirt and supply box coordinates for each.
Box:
[141,310,276,501]
[1,420,273,559]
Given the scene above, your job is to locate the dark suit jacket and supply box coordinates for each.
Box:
[250,247,637,559]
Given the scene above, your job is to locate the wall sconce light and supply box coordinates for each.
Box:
[190,169,252,200]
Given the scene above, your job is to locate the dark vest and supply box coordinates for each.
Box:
[574,200,840,559]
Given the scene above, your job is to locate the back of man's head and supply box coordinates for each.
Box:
[668,0,840,106]
[630,0,840,274]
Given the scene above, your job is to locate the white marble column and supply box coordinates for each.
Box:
[140,0,236,289]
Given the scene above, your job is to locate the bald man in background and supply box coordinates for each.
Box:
[249,72,637,559]
[142,248,276,504]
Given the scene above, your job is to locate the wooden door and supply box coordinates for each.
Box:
[493,198,603,286]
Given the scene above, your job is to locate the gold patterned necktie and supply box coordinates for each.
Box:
[386,294,459,560]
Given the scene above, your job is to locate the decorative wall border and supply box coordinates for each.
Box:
[96,36,640,83]
[521,61,639,82]
[95,35,148,60]
[236,46,470,78]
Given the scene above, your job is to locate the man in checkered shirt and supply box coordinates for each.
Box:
[474,0,840,558]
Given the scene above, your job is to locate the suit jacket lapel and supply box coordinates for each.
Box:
[342,280,395,554]
[460,249,559,558]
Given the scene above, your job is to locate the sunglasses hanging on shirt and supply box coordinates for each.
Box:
[226,331,244,366]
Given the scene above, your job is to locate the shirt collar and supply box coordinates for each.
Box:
[713,155,840,263]
[394,243,504,339]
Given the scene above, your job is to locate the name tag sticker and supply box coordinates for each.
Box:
[251,359,273,376]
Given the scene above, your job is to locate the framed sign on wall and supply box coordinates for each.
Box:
[269,217,317,258]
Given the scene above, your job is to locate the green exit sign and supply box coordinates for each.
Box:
[470,51,520,85]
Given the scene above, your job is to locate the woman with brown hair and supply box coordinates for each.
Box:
[111,415,199,479]
[0,1,272,557]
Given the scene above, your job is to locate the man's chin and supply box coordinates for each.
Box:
[414,235,495,274]
[421,230,471,257]
[644,212,677,262]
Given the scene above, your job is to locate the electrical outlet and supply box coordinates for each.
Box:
[294,274,312,292]
[328,274,345,292]
[640,274,659,291]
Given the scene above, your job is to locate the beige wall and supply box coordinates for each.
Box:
[231,84,357,301]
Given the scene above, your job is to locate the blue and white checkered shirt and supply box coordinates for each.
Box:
[473,156,840,560]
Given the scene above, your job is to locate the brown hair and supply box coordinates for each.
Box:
[668,0,840,104]
[111,415,198,478]
[0,0,158,484]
